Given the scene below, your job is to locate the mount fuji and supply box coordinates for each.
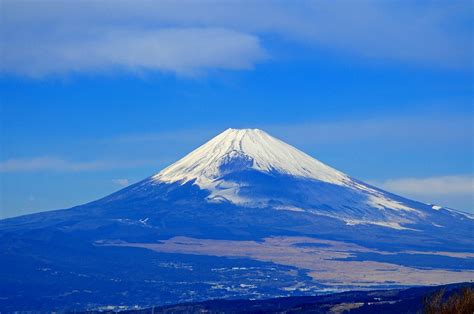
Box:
[109,128,471,231]
[1,128,473,311]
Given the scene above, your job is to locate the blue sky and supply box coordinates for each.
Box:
[1,1,473,218]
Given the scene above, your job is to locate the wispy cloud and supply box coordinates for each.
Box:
[1,1,471,77]
[112,178,130,187]
[370,175,474,211]
[1,28,266,77]
[0,157,106,172]
[0,157,160,172]
[374,175,474,196]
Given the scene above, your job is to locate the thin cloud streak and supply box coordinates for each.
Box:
[0,157,165,173]
[112,178,130,187]
[373,175,474,197]
[370,175,474,212]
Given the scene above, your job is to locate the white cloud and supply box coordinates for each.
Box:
[1,28,266,77]
[112,178,129,187]
[375,175,474,196]
[1,0,471,77]
[370,175,474,212]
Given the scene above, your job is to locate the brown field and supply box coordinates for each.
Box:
[98,236,474,288]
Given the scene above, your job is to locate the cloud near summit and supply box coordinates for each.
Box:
[1,0,471,78]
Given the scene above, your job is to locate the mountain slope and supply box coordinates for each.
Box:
[109,128,471,231]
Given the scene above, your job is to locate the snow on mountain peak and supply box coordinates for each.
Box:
[152,128,350,186]
[147,128,437,229]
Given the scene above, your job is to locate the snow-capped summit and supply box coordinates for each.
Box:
[148,128,436,229]
[98,127,472,231]
[153,128,350,186]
